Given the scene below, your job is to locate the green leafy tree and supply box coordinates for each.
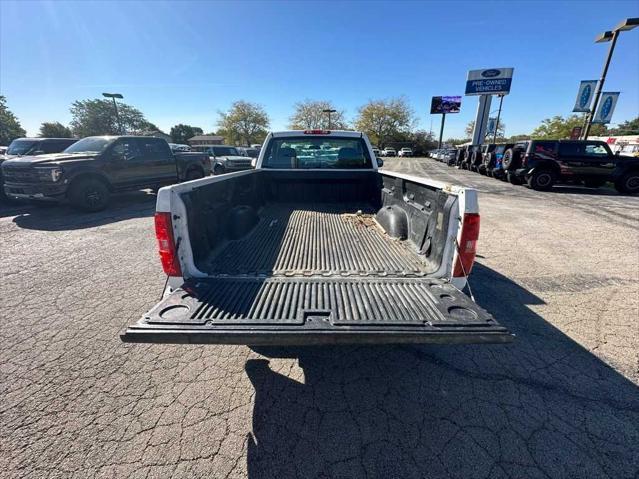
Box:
[0,95,27,145]
[410,130,437,155]
[608,117,639,136]
[39,121,73,138]
[69,99,150,137]
[170,124,204,143]
[217,101,270,146]
[531,115,606,139]
[288,100,348,130]
[354,97,415,148]
[465,120,506,140]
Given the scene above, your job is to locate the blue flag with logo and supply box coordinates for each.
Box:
[593,92,620,124]
[573,80,597,112]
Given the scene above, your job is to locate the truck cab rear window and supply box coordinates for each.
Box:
[262,136,373,169]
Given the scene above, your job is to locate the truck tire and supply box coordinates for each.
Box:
[583,178,606,188]
[68,178,110,212]
[502,148,521,170]
[185,168,204,181]
[526,169,555,191]
[213,165,225,176]
[614,171,639,195]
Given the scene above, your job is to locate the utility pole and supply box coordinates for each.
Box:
[493,95,504,144]
[583,18,638,139]
[438,113,446,149]
[102,92,124,134]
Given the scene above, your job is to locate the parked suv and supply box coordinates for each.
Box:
[398,147,413,157]
[2,136,210,211]
[204,145,254,175]
[484,143,515,178]
[382,147,397,157]
[1,137,78,200]
[502,140,639,193]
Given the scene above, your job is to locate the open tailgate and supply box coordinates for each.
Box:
[121,277,512,345]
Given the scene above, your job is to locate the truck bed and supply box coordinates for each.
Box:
[204,202,429,276]
[123,169,512,345]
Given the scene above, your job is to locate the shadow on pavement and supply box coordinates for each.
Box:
[5,190,156,230]
[245,263,639,479]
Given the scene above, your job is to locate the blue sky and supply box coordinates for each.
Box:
[1,0,638,139]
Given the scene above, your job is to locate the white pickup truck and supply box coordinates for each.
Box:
[122,130,512,345]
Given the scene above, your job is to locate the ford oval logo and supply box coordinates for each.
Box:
[579,84,592,108]
[481,69,501,78]
[601,96,613,120]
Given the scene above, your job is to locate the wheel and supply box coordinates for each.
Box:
[583,178,606,188]
[502,148,521,171]
[213,165,225,176]
[185,168,204,181]
[68,178,110,212]
[507,172,523,185]
[526,169,555,191]
[486,168,493,178]
[614,170,639,195]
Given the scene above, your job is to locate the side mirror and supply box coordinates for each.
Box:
[377,158,384,168]
[615,151,620,156]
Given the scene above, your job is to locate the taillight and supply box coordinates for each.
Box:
[304,129,331,135]
[154,212,182,276]
[453,213,480,278]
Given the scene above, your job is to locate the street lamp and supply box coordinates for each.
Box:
[583,18,638,139]
[102,92,124,134]
[322,109,337,129]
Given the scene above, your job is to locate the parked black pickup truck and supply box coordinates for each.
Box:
[2,136,211,211]
[502,140,639,193]
[1,137,78,201]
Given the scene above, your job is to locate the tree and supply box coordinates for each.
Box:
[410,130,437,155]
[217,101,270,146]
[608,117,639,136]
[69,99,151,137]
[465,120,506,140]
[531,114,606,139]
[0,95,26,145]
[39,121,73,138]
[354,97,415,148]
[170,124,204,144]
[288,100,348,130]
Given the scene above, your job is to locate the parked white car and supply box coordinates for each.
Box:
[382,147,396,157]
[398,147,413,157]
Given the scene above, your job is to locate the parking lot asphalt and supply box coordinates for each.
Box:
[1,158,638,479]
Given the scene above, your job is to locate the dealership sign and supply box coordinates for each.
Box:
[593,92,620,124]
[465,68,514,95]
[573,80,597,112]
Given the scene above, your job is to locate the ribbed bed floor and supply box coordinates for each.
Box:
[206,203,429,276]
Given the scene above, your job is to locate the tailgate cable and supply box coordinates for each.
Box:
[160,236,182,301]
[454,237,476,303]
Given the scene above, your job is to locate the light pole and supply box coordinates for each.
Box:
[322,108,337,129]
[583,18,638,139]
[492,94,504,144]
[102,92,124,134]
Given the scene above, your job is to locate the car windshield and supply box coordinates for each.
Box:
[262,136,372,169]
[212,146,238,156]
[6,139,38,155]
[64,137,113,154]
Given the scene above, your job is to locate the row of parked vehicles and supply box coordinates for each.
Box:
[372,147,414,157]
[429,139,639,194]
[0,136,258,211]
